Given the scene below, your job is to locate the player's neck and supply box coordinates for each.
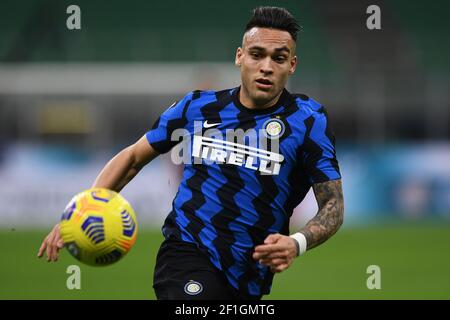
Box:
[239,87,283,110]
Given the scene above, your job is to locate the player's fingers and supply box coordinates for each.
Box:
[253,248,287,260]
[264,233,281,245]
[46,232,57,262]
[57,238,64,249]
[253,243,284,256]
[50,243,60,262]
[47,243,55,262]
[53,248,60,262]
[277,263,289,272]
[253,249,273,260]
[37,236,49,258]
[50,224,63,261]
[264,250,290,260]
[255,242,284,252]
[252,250,264,260]
[271,263,289,273]
[260,258,286,267]
[53,237,64,261]
[51,237,62,262]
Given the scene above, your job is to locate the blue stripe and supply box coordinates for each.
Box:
[121,210,136,237]
[308,113,340,180]
[61,202,76,221]
[81,216,105,244]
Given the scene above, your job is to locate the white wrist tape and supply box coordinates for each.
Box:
[290,232,307,256]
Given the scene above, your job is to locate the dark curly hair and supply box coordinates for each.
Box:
[245,7,301,41]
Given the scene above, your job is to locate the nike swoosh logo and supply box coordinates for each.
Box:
[203,120,221,128]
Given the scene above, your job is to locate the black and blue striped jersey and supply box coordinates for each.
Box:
[146,86,341,297]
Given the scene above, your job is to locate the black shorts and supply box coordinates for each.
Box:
[153,238,261,300]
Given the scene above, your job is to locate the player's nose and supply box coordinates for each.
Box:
[259,57,274,75]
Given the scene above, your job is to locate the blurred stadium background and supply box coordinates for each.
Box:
[0,0,449,299]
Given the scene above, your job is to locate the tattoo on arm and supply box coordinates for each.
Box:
[300,179,344,250]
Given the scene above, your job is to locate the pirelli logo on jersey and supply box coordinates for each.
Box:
[192,135,284,175]
[170,120,285,175]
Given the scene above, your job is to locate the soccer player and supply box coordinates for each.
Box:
[38,6,344,299]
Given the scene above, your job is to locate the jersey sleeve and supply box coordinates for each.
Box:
[302,107,341,184]
[145,92,193,154]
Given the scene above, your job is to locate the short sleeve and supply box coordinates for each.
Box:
[301,107,341,184]
[146,92,193,154]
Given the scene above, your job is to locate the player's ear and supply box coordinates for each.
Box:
[289,55,298,75]
[235,47,243,67]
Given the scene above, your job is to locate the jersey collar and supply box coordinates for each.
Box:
[232,86,294,115]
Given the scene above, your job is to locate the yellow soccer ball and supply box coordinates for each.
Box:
[60,188,138,266]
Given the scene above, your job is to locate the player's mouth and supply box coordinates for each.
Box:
[255,78,273,90]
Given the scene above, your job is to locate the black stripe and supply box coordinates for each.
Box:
[273,103,309,218]
[180,163,210,251]
[150,98,191,154]
[161,210,182,240]
[236,95,299,294]
[200,90,243,283]
[151,117,161,130]
[283,145,311,215]
[321,107,341,175]
[302,116,330,183]
[192,90,202,100]
[293,93,309,101]
[181,90,232,259]
[200,89,230,123]
[212,164,245,271]
[243,98,299,242]
[230,109,263,296]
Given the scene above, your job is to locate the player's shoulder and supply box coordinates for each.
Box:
[181,88,236,112]
[191,88,234,101]
[291,93,325,114]
[289,92,329,120]
[167,88,234,120]
[179,88,234,104]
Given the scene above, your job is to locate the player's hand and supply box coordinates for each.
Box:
[252,233,297,273]
[37,223,64,262]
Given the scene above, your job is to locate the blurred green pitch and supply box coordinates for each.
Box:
[1,223,449,299]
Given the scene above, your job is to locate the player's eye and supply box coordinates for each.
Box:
[274,56,287,63]
[250,52,261,59]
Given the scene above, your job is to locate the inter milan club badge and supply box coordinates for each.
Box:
[184,280,203,295]
[263,117,285,139]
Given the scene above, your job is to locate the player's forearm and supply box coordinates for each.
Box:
[300,179,344,250]
[92,146,143,192]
